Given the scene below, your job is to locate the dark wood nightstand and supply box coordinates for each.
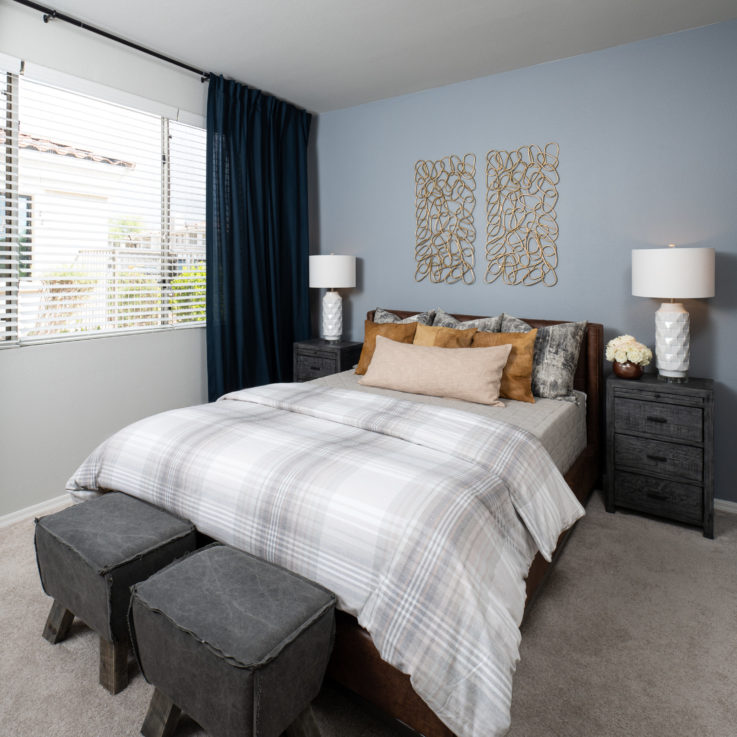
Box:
[293,339,363,382]
[606,374,714,538]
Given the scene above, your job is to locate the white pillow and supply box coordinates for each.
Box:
[358,336,512,406]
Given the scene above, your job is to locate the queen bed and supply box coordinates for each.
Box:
[66,309,603,737]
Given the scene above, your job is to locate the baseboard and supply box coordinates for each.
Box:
[0,494,70,530]
[715,498,737,515]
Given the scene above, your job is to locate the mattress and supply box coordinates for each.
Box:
[312,369,587,473]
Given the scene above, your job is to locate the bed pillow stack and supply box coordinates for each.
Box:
[357,308,586,404]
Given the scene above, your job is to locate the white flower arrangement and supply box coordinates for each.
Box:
[605,335,653,366]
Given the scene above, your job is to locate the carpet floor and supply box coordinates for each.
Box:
[1,491,735,737]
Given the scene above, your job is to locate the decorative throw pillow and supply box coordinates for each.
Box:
[499,315,587,400]
[500,314,531,333]
[373,308,435,326]
[432,307,502,333]
[355,320,418,375]
[472,329,537,403]
[414,323,477,348]
[358,336,512,406]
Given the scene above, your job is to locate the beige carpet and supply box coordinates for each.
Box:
[2,492,736,737]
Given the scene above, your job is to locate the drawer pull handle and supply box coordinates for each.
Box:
[646,454,667,463]
[310,365,321,371]
[646,492,669,501]
[646,416,667,424]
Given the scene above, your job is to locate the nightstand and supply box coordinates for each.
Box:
[293,339,363,382]
[606,374,714,538]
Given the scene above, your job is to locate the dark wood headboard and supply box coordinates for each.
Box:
[366,309,604,463]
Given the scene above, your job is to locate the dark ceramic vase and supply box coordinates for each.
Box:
[613,360,643,380]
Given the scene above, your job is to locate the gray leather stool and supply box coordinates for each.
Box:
[35,492,197,694]
[129,543,336,737]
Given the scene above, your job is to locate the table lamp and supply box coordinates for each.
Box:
[632,245,715,382]
[309,254,356,341]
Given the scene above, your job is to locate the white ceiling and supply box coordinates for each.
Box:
[25,0,737,112]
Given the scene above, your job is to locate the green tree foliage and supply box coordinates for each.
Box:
[171,261,206,323]
[115,270,161,329]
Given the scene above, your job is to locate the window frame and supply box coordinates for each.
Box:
[0,71,206,348]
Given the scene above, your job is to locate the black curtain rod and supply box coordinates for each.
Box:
[12,0,211,82]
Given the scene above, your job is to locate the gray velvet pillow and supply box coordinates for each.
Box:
[432,307,502,333]
[500,315,587,400]
[373,308,435,326]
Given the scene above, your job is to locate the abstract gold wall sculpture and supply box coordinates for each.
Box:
[485,142,559,287]
[415,153,476,284]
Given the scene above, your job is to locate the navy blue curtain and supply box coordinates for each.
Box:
[206,75,312,401]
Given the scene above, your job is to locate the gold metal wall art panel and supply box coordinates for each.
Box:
[414,153,476,284]
[485,142,559,287]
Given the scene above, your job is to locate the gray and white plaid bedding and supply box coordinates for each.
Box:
[67,383,584,737]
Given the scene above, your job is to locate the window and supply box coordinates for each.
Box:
[0,71,206,345]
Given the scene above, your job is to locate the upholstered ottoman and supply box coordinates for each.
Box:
[129,543,337,737]
[34,492,197,694]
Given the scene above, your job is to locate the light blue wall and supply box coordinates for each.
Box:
[314,21,737,503]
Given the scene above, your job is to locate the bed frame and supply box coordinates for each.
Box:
[325,310,604,737]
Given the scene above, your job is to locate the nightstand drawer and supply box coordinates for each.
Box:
[614,471,702,525]
[295,353,335,379]
[613,397,702,443]
[614,435,702,483]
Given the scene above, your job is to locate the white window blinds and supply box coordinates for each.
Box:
[0,71,206,345]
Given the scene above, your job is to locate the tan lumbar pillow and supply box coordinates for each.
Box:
[358,336,512,406]
[413,323,477,348]
[472,329,538,403]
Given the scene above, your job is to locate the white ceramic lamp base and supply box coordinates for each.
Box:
[655,301,689,381]
[322,290,343,341]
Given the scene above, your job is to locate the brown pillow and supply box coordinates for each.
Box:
[413,323,477,347]
[472,329,538,403]
[358,336,512,406]
[355,320,418,375]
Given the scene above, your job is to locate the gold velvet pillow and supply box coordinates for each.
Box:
[413,323,477,347]
[472,329,537,403]
[359,336,512,406]
[355,320,418,375]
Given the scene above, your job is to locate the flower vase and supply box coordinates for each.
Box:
[613,361,643,380]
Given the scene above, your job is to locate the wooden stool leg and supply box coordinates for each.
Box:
[99,637,128,695]
[141,687,181,737]
[42,600,74,644]
[283,705,321,737]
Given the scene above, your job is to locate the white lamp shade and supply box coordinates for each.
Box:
[309,255,356,289]
[632,247,715,299]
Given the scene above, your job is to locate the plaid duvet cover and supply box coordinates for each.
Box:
[67,383,584,737]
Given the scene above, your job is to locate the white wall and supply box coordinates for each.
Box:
[0,0,209,517]
[0,329,208,515]
[0,0,206,118]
